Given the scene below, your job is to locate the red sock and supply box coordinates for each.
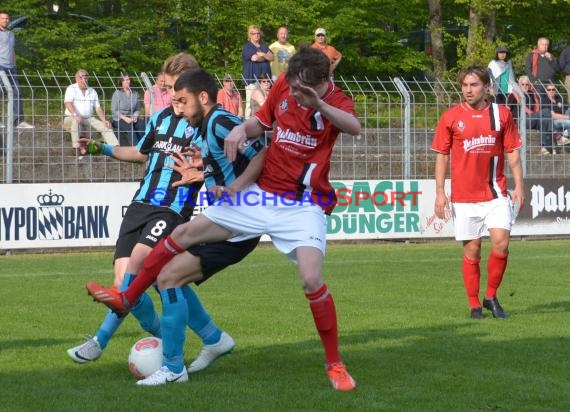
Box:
[486,249,508,298]
[124,236,185,305]
[462,255,481,308]
[307,284,341,365]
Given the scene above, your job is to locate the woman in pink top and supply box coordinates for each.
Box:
[144,72,172,121]
[216,74,244,118]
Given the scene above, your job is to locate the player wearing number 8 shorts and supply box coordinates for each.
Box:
[68,53,263,374]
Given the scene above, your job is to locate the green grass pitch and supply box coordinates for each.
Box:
[1,239,570,411]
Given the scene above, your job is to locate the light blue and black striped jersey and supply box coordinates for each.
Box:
[132,107,203,218]
[198,107,264,192]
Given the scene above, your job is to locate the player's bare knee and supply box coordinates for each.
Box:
[171,222,192,244]
[300,273,324,293]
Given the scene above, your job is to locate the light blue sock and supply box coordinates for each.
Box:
[160,288,188,373]
[181,285,222,345]
[94,272,138,349]
[124,273,161,338]
[95,310,124,350]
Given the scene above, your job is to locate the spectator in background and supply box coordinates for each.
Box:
[507,75,555,155]
[558,45,570,104]
[144,72,171,121]
[63,69,118,156]
[111,73,145,146]
[487,46,515,105]
[311,28,342,77]
[542,82,570,146]
[0,11,34,129]
[242,25,273,119]
[525,37,559,94]
[217,74,243,118]
[269,27,296,80]
[250,73,271,116]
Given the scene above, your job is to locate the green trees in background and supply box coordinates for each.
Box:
[3,0,570,79]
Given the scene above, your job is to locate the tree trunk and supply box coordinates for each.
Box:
[484,8,496,43]
[427,0,446,79]
[467,6,481,57]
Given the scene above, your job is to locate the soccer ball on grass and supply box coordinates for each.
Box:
[128,337,163,379]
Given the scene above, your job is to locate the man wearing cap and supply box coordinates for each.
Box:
[487,45,515,105]
[311,28,342,76]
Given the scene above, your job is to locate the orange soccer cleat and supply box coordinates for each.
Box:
[86,281,131,315]
[326,363,356,391]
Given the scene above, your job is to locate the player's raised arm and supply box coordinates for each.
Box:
[292,80,361,136]
[81,138,147,163]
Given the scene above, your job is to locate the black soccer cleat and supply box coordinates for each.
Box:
[470,307,484,320]
[482,297,508,319]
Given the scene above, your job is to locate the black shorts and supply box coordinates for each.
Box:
[114,202,184,260]
[188,236,261,285]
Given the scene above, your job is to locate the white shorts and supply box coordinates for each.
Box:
[203,183,328,259]
[451,196,512,241]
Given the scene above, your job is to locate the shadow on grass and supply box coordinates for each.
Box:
[3,320,570,411]
[524,299,570,313]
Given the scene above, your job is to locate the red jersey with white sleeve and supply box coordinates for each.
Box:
[431,101,522,203]
[254,73,357,214]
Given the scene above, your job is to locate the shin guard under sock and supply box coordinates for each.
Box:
[486,249,508,298]
[307,284,341,365]
[181,285,221,345]
[131,292,161,338]
[95,310,124,350]
[160,288,188,374]
[94,272,137,348]
[462,255,481,308]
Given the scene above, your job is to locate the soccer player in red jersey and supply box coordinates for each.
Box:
[88,47,360,390]
[431,65,524,319]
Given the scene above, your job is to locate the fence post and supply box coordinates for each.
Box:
[394,77,411,179]
[0,70,14,183]
[511,84,527,177]
[140,72,154,117]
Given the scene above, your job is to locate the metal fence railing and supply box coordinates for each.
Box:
[1,70,569,184]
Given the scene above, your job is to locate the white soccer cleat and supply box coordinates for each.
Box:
[16,121,35,129]
[136,366,188,386]
[187,332,235,373]
[67,336,102,363]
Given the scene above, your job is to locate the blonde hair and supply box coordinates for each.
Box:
[161,53,200,76]
[518,75,530,86]
[248,25,261,39]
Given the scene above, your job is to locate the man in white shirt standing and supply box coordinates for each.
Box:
[63,69,118,154]
[0,11,34,129]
